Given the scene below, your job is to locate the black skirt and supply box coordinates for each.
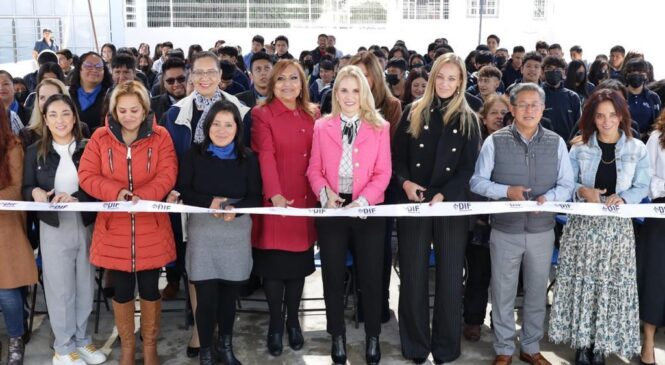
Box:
[637,197,665,326]
[252,246,315,280]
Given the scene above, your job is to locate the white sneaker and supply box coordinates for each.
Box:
[75,344,107,364]
[53,351,86,365]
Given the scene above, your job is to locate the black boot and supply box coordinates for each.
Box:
[267,332,283,356]
[287,326,304,351]
[331,335,347,365]
[199,347,215,365]
[365,336,381,365]
[7,337,24,365]
[575,348,592,365]
[217,335,241,365]
[591,351,605,365]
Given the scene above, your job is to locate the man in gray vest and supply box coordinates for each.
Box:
[470,82,574,365]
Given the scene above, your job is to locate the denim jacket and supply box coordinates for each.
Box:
[569,131,651,204]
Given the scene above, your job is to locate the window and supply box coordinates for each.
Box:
[533,0,546,19]
[467,0,498,17]
[125,0,136,28]
[402,0,449,20]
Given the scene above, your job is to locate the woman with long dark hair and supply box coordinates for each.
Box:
[393,53,481,364]
[178,100,261,365]
[549,89,649,364]
[251,59,319,357]
[588,59,610,89]
[402,69,429,107]
[564,60,595,104]
[22,94,106,365]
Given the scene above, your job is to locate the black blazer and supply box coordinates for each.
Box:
[151,93,174,125]
[236,89,257,108]
[392,102,481,202]
[22,139,96,227]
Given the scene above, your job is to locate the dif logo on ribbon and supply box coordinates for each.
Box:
[453,202,471,211]
[103,202,122,210]
[653,205,665,216]
[0,201,18,208]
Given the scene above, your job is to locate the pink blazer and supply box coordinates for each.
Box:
[307,115,392,205]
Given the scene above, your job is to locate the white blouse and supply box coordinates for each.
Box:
[53,141,79,195]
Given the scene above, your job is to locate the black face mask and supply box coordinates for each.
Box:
[575,71,586,83]
[626,73,646,88]
[495,57,506,67]
[140,65,151,74]
[15,92,28,104]
[385,74,400,86]
[410,63,424,70]
[597,70,608,80]
[544,70,563,86]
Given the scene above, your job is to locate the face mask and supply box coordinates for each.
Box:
[411,63,424,70]
[575,71,586,83]
[140,65,151,73]
[15,92,28,104]
[385,74,400,86]
[544,70,563,86]
[598,70,608,80]
[495,57,506,67]
[626,73,646,88]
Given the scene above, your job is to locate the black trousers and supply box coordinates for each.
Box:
[463,243,491,325]
[110,269,161,303]
[397,216,468,362]
[194,280,239,348]
[316,216,386,337]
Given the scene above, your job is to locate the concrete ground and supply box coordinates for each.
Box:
[2,263,662,364]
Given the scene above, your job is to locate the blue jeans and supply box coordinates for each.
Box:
[0,288,25,337]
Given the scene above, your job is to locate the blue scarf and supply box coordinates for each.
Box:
[207,142,237,160]
[77,84,103,111]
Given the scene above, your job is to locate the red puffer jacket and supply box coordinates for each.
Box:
[79,114,177,272]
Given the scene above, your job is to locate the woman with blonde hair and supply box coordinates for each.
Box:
[79,80,178,365]
[393,53,481,364]
[349,50,402,326]
[19,79,92,148]
[307,65,391,365]
[251,59,319,357]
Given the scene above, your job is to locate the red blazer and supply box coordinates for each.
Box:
[307,115,391,205]
[79,116,177,272]
[251,99,318,252]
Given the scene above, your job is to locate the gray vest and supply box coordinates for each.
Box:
[490,125,560,233]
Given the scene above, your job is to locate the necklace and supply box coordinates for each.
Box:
[601,157,616,164]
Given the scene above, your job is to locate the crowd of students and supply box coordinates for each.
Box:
[1,29,665,365]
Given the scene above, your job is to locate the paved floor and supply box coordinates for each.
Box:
[1,266,661,364]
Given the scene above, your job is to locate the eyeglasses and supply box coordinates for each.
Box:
[82,62,104,71]
[514,103,543,111]
[164,76,186,85]
[191,69,220,79]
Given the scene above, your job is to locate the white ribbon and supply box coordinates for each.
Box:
[3,200,665,219]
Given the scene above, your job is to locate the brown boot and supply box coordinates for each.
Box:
[140,298,161,365]
[112,300,136,365]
